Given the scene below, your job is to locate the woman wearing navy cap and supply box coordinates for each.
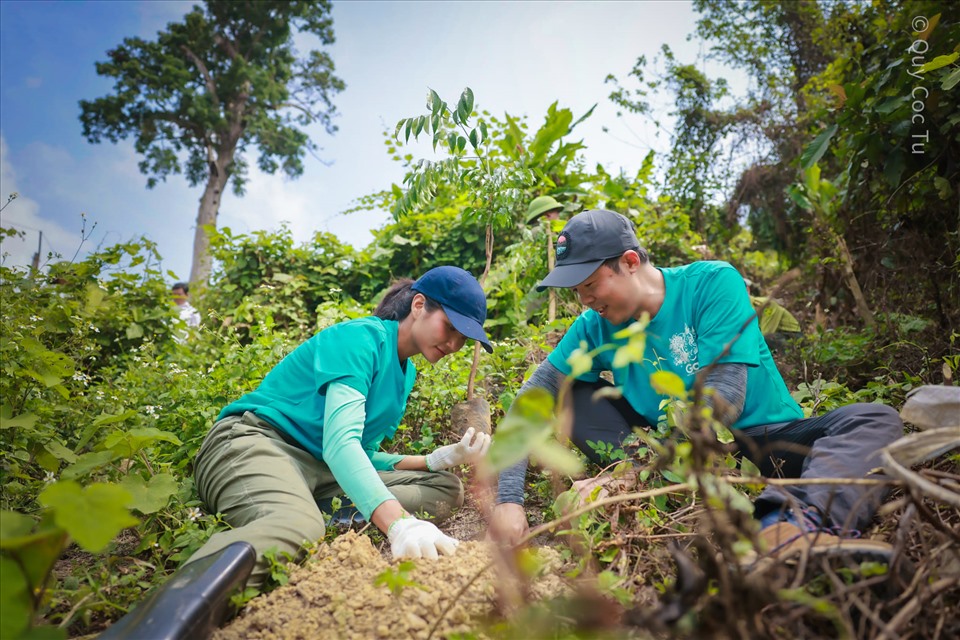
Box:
[185,266,493,589]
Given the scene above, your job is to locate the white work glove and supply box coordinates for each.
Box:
[425,427,491,471]
[387,517,459,560]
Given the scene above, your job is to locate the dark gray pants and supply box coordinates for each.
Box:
[568,380,903,533]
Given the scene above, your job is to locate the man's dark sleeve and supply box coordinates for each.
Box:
[495,360,565,505]
[702,363,747,426]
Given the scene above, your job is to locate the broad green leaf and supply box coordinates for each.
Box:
[714,423,735,445]
[662,469,685,483]
[0,556,31,640]
[0,511,37,544]
[800,124,837,169]
[43,440,77,464]
[612,338,645,369]
[125,323,144,339]
[120,473,179,514]
[942,67,960,90]
[740,456,761,478]
[456,135,466,153]
[61,450,117,480]
[650,371,687,399]
[92,410,137,427]
[479,121,488,143]
[404,118,412,144]
[460,87,474,116]
[566,344,594,378]
[428,89,441,114]
[103,427,182,458]
[469,129,478,151]
[530,439,584,476]
[487,388,554,472]
[917,52,958,73]
[0,413,38,430]
[40,481,137,552]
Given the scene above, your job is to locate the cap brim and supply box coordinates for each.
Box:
[535,260,604,292]
[443,306,494,353]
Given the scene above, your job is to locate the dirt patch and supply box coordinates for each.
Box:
[215,531,570,640]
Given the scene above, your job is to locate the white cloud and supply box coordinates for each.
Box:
[0,135,83,271]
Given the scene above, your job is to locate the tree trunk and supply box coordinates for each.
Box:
[189,166,229,285]
[189,112,243,285]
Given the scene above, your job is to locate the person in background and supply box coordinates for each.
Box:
[525,195,565,324]
[172,282,201,328]
[490,209,901,565]
[185,266,493,589]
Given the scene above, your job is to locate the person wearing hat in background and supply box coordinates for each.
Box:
[525,195,565,323]
[490,209,901,566]
[185,266,493,590]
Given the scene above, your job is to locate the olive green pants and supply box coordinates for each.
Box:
[186,412,463,589]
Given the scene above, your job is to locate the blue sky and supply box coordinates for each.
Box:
[0,0,732,281]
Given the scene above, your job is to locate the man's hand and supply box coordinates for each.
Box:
[572,467,638,504]
[425,427,491,471]
[487,502,529,546]
[387,517,459,560]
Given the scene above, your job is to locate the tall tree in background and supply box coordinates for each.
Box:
[79,0,345,284]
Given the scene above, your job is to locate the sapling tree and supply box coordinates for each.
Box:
[79,0,345,285]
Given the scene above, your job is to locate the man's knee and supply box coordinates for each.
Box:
[829,403,903,446]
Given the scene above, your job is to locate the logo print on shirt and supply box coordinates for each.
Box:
[669,325,700,374]
[556,231,571,260]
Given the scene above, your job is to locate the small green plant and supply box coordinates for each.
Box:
[374,560,426,597]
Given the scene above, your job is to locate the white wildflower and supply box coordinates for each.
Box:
[43,471,56,484]
[186,507,203,522]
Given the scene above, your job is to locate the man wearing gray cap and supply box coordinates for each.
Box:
[491,209,902,566]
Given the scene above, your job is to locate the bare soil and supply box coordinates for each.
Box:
[214,531,570,640]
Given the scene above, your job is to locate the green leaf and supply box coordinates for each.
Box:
[119,473,179,514]
[61,450,117,480]
[428,89,441,115]
[125,323,144,339]
[942,67,960,91]
[103,427,182,458]
[487,388,554,472]
[917,52,958,73]
[661,469,685,483]
[800,124,837,170]
[530,439,584,476]
[461,87,474,116]
[43,440,77,464]
[0,413,38,430]
[566,344,594,378]
[456,135,466,153]
[740,457,761,478]
[0,556,31,640]
[612,337,645,369]
[40,481,137,552]
[650,371,687,399]
[404,118,412,144]
[92,409,137,427]
[469,129,478,151]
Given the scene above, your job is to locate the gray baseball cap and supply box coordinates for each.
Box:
[536,209,639,291]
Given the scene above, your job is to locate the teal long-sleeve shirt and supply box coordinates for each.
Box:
[219,317,416,518]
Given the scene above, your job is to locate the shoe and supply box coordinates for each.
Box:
[758,521,893,564]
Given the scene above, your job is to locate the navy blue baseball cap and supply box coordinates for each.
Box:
[412,266,493,353]
[537,209,640,291]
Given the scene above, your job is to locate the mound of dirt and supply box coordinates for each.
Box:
[214,531,569,640]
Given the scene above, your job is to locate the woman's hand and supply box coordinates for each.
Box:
[486,502,529,546]
[387,516,459,559]
[425,427,491,471]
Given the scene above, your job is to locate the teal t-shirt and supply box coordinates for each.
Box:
[547,261,802,429]
[219,317,417,516]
